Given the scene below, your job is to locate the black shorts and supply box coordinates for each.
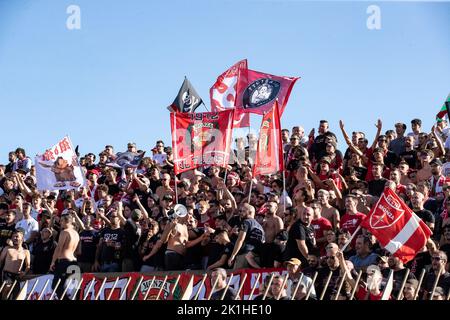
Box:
[164,250,185,271]
[52,259,79,300]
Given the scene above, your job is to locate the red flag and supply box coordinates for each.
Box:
[237,69,299,115]
[170,110,235,174]
[252,101,284,177]
[210,60,250,127]
[361,188,432,263]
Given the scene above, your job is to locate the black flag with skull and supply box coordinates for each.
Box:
[168,77,203,113]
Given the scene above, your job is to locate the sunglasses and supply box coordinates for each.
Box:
[432,257,444,261]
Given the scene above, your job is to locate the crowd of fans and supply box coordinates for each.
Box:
[1,117,450,300]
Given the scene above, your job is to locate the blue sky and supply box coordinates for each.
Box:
[0,0,449,163]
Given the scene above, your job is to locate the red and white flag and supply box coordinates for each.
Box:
[252,101,284,177]
[361,188,432,263]
[210,59,250,127]
[170,110,235,174]
[237,69,299,115]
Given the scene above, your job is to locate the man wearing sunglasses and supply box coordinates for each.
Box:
[422,250,450,299]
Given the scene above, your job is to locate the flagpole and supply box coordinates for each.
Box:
[201,101,210,112]
[341,225,362,252]
[248,179,253,203]
[282,170,287,214]
[174,174,179,204]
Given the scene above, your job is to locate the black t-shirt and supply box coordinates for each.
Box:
[238,218,265,254]
[383,151,398,169]
[310,132,337,161]
[185,228,205,269]
[139,233,163,267]
[0,219,16,247]
[150,179,162,194]
[424,271,450,297]
[32,239,57,274]
[287,219,316,266]
[210,287,237,300]
[424,198,439,215]
[123,220,141,259]
[440,244,450,262]
[253,242,284,268]
[406,251,431,278]
[381,268,416,297]
[414,209,435,224]
[399,150,418,169]
[78,229,100,263]
[343,165,368,181]
[368,178,388,197]
[99,227,125,263]
[316,266,341,300]
[227,215,241,229]
[207,242,233,267]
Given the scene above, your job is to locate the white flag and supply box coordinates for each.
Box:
[35,136,86,191]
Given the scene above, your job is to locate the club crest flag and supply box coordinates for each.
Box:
[361,188,432,263]
[168,77,203,113]
[210,59,250,127]
[35,136,86,191]
[253,101,284,176]
[170,109,235,174]
[237,69,299,115]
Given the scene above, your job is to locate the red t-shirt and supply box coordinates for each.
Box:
[311,217,333,240]
[312,217,333,255]
[340,212,366,246]
[318,171,343,191]
[356,287,383,300]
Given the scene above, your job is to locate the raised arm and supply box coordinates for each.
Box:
[133,195,149,221]
[339,120,363,157]
[431,125,445,157]
[369,119,383,151]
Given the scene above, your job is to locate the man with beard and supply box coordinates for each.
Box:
[399,135,419,170]
[309,120,337,163]
[228,204,265,270]
[316,243,342,300]
[0,229,30,299]
[422,250,450,299]
[411,191,435,232]
[286,207,316,267]
[382,254,416,299]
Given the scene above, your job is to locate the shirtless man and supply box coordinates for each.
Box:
[0,229,30,299]
[317,189,340,229]
[416,150,433,183]
[262,201,284,243]
[160,214,207,271]
[50,214,80,299]
[155,173,175,200]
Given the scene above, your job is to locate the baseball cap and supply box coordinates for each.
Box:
[286,258,301,266]
[430,158,443,166]
[275,230,288,241]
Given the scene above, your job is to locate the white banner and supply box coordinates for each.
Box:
[21,274,78,300]
[35,136,86,191]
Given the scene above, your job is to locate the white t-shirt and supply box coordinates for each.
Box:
[16,217,39,242]
[153,153,167,165]
[407,132,419,147]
